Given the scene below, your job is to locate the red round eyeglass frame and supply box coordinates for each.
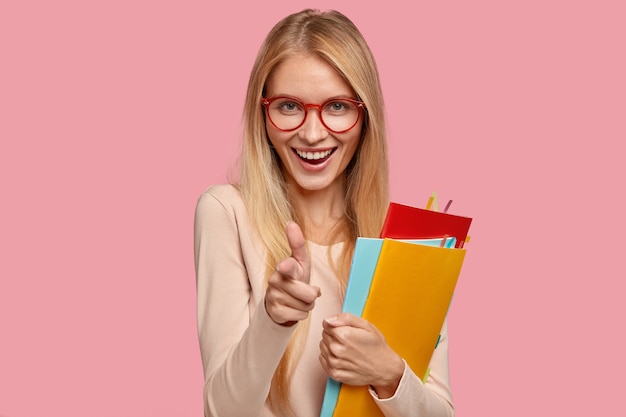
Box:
[261,96,366,133]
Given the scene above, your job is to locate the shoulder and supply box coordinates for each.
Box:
[194,184,264,276]
[194,184,254,239]
[195,184,244,217]
[198,183,243,204]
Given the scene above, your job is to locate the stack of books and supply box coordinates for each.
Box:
[320,195,473,417]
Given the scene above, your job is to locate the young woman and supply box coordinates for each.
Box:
[194,9,454,417]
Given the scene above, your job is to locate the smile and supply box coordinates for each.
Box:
[293,148,336,164]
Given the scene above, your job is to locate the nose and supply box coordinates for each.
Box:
[298,108,328,143]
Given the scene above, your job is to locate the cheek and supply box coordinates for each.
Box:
[343,130,362,160]
[266,129,293,165]
[266,128,284,149]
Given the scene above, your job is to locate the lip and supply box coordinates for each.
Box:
[291,147,336,171]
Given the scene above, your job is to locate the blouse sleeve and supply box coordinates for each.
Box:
[194,188,295,417]
[369,320,455,417]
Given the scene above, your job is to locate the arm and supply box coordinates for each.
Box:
[371,319,454,417]
[320,314,454,417]
[194,190,294,417]
[195,189,320,417]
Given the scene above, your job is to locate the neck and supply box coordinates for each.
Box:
[287,181,347,245]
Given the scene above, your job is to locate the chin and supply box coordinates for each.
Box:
[292,175,340,193]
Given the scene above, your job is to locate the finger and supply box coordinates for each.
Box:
[319,342,334,374]
[285,221,310,283]
[318,340,337,371]
[319,339,329,359]
[267,288,317,311]
[266,304,310,324]
[275,287,319,310]
[268,270,321,304]
[318,345,332,375]
[265,300,310,325]
[276,257,304,281]
[265,288,318,325]
[323,312,369,330]
[319,340,353,383]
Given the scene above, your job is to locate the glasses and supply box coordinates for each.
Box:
[261,96,366,133]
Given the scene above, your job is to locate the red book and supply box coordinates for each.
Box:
[380,202,472,248]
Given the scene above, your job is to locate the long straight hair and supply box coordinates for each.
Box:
[237,9,389,415]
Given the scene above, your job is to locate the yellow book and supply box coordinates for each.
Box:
[332,238,466,417]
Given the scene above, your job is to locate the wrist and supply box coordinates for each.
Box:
[371,355,405,399]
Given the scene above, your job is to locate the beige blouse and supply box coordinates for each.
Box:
[194,184,454,417]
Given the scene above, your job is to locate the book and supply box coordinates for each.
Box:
[380,202,472,247]
[341,237,457,317]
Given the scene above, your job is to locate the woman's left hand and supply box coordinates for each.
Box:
[319,313,405,399]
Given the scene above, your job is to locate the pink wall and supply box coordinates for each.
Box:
[1,1,624,416]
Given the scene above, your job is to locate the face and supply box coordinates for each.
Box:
[264,53,362,195]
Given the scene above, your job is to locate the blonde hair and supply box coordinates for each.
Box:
[237,9,389,415]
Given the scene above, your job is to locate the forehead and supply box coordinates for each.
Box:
[265,53,355,101]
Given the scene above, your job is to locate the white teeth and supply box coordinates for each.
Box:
[296,149,333,160]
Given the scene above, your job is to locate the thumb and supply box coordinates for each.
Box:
[323,312,368,330]
[285,221,310,283]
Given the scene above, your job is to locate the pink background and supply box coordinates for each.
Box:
[1,1,624,416]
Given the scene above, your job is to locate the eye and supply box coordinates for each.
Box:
[274,99,303,114]
[324,100,354,115]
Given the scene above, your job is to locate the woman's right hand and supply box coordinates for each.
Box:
[265,221,321,326]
